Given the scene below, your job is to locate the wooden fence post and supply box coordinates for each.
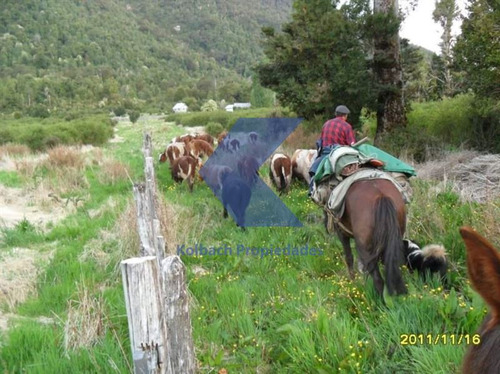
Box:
[124,132,196,373]
[161,256,196,374]
[121,257,172,374]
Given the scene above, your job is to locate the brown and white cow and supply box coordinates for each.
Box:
[248,131,258,144]
[170,155,199,192]
[194,133,215,146]
[159,142,191,164]
[217,131,228,144]
[172,134,194,144]
[189,139,214,160]
[291,149,317,184]
[269,153,292,194]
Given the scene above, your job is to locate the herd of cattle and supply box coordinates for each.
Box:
[158,131,318,194]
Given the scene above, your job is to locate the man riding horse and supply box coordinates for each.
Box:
[308,105,355,195]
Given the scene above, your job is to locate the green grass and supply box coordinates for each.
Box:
[0,170,22,187]
[0,113,498,373]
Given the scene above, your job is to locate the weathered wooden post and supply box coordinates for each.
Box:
[122,132,196,374]
[162,256,196,374]
[121,257,172,374]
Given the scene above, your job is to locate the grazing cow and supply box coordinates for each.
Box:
[248,131,258,144]
[269,153,292,194]
[221,172,251,229]
[217,131,229,151]
[217,131,228,144]
[172,134,194,144]
[199,164,232,193]
[460,226,500,374]
[159,142,190,164]
[291,149,317,184]
[194,133,215,146]
[170,155,199,192]
[237,155,260,186]
[229,138,240,152]
[402,239,448,283]
[189,139,214,160]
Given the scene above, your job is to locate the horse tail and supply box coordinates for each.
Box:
[373,196,407,295]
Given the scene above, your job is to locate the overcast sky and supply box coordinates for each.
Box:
[399,0,467,54]
[337,0,468,55]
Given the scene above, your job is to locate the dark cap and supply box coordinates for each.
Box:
[335,105,350,115]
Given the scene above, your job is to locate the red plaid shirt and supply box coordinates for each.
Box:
[320,117,356,147]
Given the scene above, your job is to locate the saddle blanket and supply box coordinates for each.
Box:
[327,169,409,219]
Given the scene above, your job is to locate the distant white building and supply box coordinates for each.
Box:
[225,104,234,112]
[233,102,251,109]
[172,102,188,113]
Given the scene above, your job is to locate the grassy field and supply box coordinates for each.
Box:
[0,115,499,373]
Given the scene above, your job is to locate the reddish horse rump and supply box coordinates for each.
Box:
[460,226,500,374]
[334,178,407,296]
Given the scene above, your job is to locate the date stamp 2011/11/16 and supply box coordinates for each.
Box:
[400,334,481,346]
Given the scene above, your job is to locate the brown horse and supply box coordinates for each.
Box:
[460,226,500,374]
[334,178,407,296]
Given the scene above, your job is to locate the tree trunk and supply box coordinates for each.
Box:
[373,0,406,144]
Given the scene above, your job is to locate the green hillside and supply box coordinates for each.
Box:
[0,0,292,113]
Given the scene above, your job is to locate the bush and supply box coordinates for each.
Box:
[468,98,500,153]
[405,94,500,155]
[376,126,443,163]
[113,107,126,117]
[128,111,140,123]
[27,105,51,118]
[205,122,224,136]
[0,114,114,151]
[407,94,474,147]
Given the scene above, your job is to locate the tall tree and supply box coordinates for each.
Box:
[454,0,500,99]
[453,0,500,153]
[257,0,374,127]
[372,0,406,142]
[433,0,460,96]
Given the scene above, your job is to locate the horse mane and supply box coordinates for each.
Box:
[460,226,500,374]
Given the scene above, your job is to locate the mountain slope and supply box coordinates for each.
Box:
[0,0,292,112]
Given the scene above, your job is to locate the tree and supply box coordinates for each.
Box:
[250,78,275,108]
[454,0,500,99]
[433,0,460,96]
[372,0,406,142]
[257,0,375,127]
[400,39,426,102]
[201,99,218,112]
[453,0,500,153]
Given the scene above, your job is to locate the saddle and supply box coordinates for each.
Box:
[311,146,413,209]
[311,147,376,207]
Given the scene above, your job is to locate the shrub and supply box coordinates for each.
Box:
[73,118,114,146]
[201,100,218,112]
[128,110,140,123]
[113,107,126,117]
[467,97,500,153]
[27,105,51,118]
[376,126,443,163]
[407,94,474,147]
[205,122,224,137]
[1,114,114,151]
